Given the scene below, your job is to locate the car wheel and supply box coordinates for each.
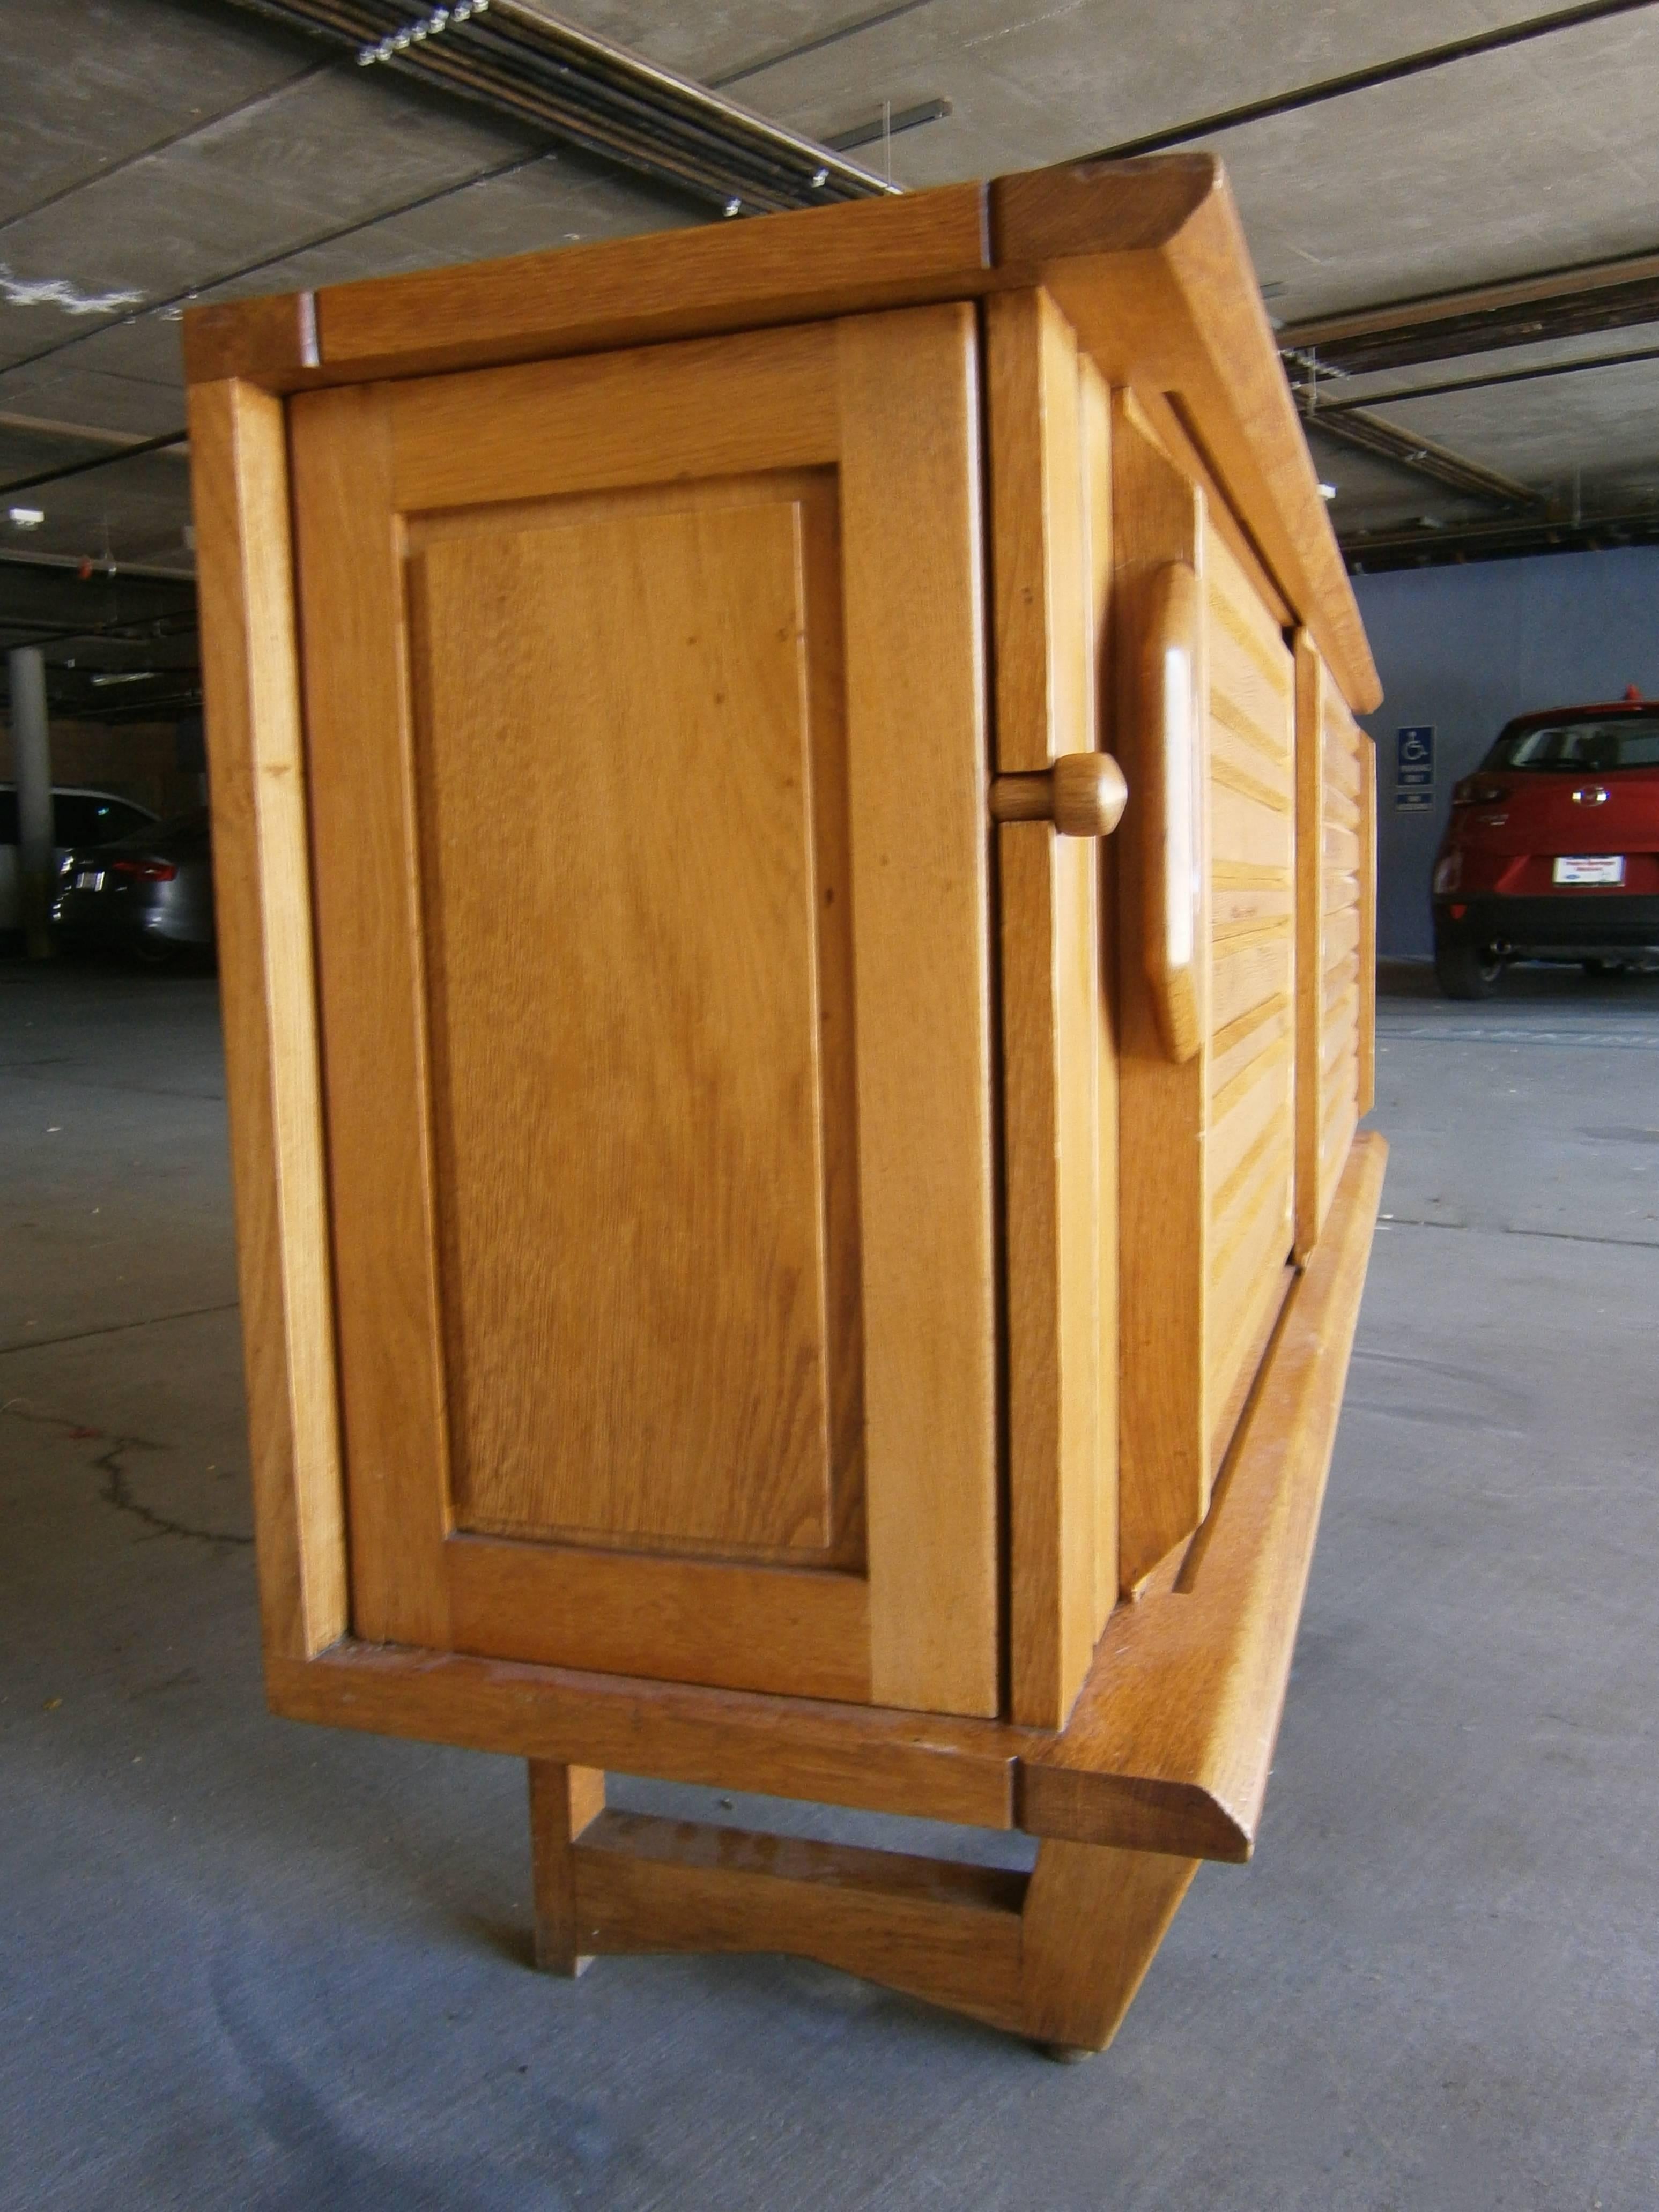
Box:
[1434,930,1503,1000]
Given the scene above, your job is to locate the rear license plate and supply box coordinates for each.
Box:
[73,869,103,892]
[1553,855,1625,886]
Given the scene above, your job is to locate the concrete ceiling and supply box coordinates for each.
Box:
[6,0,1659,724]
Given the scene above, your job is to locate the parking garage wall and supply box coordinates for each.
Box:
[0,719,201,822]
[1351,545,1659,955]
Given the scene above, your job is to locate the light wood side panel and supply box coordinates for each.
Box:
[1293,635,1325,1264]
[407,495,845,1557]
[1203,522,1294,1481]
[188,378,345,1660]
[572,1810,1028,2033]
[290,385,453,1650]
[391,322,838,513]
[1358,732,1377,1118]
[836,306,999,1716]
[448,1537,871,1704]
[1113,396,1208,1591]
[985,287,1087,771]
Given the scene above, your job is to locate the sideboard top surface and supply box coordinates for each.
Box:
[181,153,1379,715]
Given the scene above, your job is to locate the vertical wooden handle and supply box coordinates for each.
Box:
[1140,561,1203,1064]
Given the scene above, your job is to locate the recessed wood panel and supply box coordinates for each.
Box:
[408,488,854,1558]
[1203,522,1295,1456]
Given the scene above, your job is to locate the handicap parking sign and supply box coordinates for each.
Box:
[1395,725,1434,810]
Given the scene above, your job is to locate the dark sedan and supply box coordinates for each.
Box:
[51,807,216,966]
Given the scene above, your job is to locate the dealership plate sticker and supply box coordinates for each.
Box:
[1553,855,1625,885]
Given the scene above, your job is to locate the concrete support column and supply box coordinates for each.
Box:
[8,647,53,958]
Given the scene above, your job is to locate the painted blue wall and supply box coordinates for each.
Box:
[1351,546,1659,953]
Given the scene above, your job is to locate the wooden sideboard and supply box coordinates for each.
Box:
[186,152,1386,2057]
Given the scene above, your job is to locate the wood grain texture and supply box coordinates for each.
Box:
[1019,1131,1388,1857]
[390,321,839,513]
[408,494,845,1557]
[836,306,1000,1717]
[999,818,1103,1728]
[1293,659,1370,1249]
[1080,356,1122,1645]
[1203,523,1296,1453]
[266,1642,1023,1828]
[448,1535,871,1703]
[188,377,346,1661]
[182,291,315,384]
[991,290,1115,1728]
[986,288,1087,772]
[990,157,1380,718]
[1292,635,1325,1264]
[1357,729,1378,1119]
[1112,399,1209,1591]
[314,185,994,381]
[528,1761,606,1975]
[572,1811,1028,2032]
[289,384,454,1651]
[1019,1839,1198,2051]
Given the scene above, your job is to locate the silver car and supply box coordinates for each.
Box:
[0,784,158,934]
[50,806,216,966]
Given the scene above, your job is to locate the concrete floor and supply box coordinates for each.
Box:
[2,955,1655,2210]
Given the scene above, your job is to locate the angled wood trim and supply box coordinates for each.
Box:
[188,377,345,1661]
[1017,1129,1387,1858]
[990,157,1381,718]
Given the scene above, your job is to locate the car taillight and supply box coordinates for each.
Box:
[113,858,177,882]
[1452,778,1509,806]
[1433,852,1462,894]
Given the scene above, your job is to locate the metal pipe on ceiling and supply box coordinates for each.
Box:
[1092,0,1659,161]
[1300,341,1659,414]
[1282,250,1659,377]
[221,0,897,215]
[1302,404,1544,510]
[0,430,189,502]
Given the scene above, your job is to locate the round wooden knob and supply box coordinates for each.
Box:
[989,752,1128,837]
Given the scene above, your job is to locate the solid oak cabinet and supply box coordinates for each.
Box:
[187,153,1387,2055]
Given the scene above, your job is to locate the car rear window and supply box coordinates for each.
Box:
[1485,716,1659,771]
[54,794,152,846]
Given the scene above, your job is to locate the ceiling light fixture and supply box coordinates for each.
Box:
[8,506,45,528]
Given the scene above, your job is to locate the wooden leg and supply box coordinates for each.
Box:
[1019,1838,1198,2055]
[527,1775,1198,2048]
[528,1760,606,1976]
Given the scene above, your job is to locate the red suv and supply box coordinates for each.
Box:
[1431,696,1659,997]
